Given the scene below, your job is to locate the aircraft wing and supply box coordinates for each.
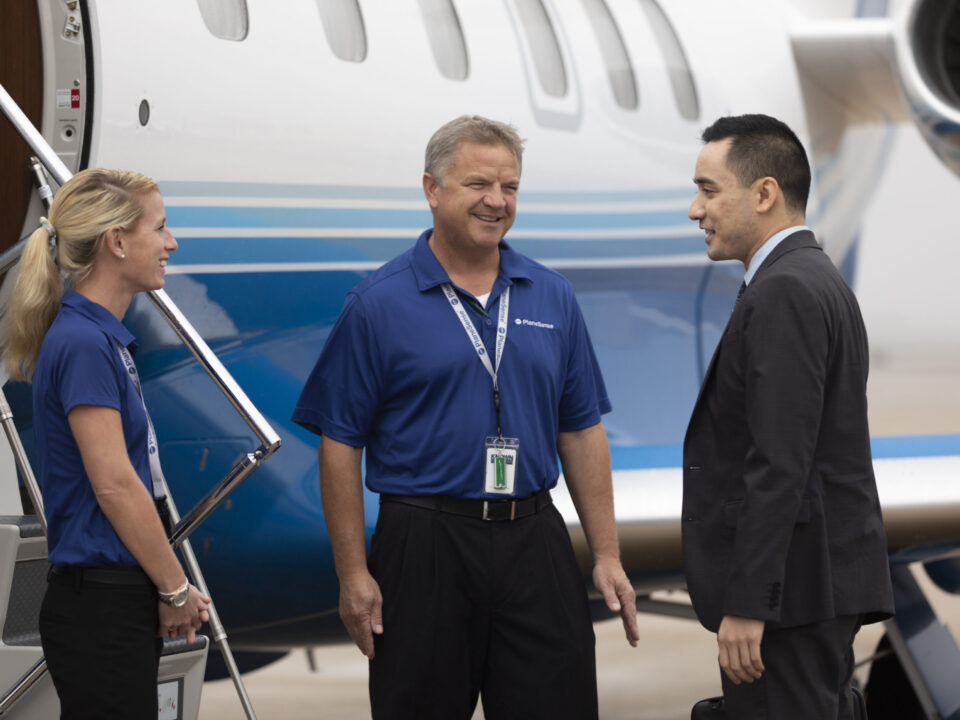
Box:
[556,435,960,584]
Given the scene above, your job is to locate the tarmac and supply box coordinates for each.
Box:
[198,361,960,718]
[199,570,960,719]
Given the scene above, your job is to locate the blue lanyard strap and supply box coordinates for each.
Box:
[441,283,510,438]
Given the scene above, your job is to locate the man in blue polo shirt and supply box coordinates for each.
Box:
[292,115,639,720]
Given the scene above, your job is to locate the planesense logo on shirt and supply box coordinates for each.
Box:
[514,318,555,329]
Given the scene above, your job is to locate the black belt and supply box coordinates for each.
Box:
[380,490,552,522]
[49,564,153,587]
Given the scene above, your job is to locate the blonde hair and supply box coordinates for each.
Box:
[3,168,159,381]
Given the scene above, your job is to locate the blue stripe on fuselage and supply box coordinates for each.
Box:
[164,205,688,231]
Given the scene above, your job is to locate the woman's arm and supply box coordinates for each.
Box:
[68,404,209,639]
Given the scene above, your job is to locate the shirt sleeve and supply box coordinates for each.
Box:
[557,288,612,432]
[53,331,123,416]
[291,292,383,445]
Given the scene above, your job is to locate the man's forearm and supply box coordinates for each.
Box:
[557,422,620,561]
[319,437,368,577]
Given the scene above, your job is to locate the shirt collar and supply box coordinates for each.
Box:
[744,225,810,285]
[61,290,136,350]
[411,229,532,293]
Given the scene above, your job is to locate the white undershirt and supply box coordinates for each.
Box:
[475,292,491,308]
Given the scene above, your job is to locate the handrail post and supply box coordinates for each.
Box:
[160,481,259,720]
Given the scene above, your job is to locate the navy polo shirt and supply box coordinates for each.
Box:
[32,291,153,566]
[292,230,611,499]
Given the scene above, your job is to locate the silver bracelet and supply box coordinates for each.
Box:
[158,579,189,599]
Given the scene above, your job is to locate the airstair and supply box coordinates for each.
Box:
[0,81,281,719]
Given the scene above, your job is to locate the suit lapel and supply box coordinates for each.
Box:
[687,231,821,420]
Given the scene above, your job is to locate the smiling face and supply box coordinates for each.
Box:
[119,190,177,293]
[689,138,765,266]
[424,140,520,259]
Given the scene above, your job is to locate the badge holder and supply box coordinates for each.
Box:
[484,436,519,495]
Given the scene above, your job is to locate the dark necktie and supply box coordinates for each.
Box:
[735,281,746,305]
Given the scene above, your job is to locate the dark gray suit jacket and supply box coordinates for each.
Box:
[682,230,894,632]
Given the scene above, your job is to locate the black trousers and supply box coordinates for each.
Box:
[40,569,162,720]
[368,500,598,720]
[720,615,862,720]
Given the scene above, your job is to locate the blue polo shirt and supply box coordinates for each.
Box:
[292,230,611,499]
[32,291,153,566]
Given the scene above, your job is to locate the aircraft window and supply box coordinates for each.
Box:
[197,0,248,41]
[581,0,638,109]
[316,0,368,62]
[512,0,568,97]
[418,0,469,80]
[638,0,699,120]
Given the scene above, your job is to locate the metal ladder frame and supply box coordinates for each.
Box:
[0,81,281,719]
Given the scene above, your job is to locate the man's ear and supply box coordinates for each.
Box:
[423,173,441,210]
[754,176,780,215]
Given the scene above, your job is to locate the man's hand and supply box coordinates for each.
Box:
[339,569,384,658]
[593,557,639,647]
[717,615,765,684]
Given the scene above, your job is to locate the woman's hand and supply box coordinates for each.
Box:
[157,585,211,643]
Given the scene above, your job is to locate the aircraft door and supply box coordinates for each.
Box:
[693,261,741,381]
[562,264,708,451]
[0,0,89,255]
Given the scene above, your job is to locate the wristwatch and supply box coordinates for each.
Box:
[159,580,189,608]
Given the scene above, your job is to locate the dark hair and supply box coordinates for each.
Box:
[701,114,810,214]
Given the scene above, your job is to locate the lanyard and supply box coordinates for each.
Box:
[116,343,166,500]
[441,283,510,438]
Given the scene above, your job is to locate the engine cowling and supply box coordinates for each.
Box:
[894,0,960,177]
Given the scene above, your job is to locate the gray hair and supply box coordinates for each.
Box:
[424,115,525,185]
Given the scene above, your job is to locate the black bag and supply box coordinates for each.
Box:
[691,688,867,719]
[690,696,724,720]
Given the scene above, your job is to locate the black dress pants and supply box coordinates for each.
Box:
[40,569,162,720]
[720,615,862,720]
[368,500,598,720]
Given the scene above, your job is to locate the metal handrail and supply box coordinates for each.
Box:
[0,390,45,536]
[0,81,280,719]
[0,658,47,717]
[0,84,70,184]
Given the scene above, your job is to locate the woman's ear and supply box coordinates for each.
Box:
[103,226,126,260]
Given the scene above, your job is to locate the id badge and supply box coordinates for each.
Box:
[484,436,519,495]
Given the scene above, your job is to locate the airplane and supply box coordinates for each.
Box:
[1,0,959,718]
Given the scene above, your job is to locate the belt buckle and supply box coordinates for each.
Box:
[482,499,517,521]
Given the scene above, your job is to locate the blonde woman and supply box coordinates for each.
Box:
[4,169,209,719]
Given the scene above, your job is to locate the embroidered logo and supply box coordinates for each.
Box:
[513,318,555,329]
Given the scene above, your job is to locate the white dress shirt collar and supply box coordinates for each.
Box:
[744,225,811,285]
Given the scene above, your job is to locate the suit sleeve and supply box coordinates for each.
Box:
[722,275,829,621]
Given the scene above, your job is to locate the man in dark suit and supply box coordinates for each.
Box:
[683,114,895,719]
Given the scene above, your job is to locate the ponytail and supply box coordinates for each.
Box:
[3,225,64,381]
[1,168,159,381]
